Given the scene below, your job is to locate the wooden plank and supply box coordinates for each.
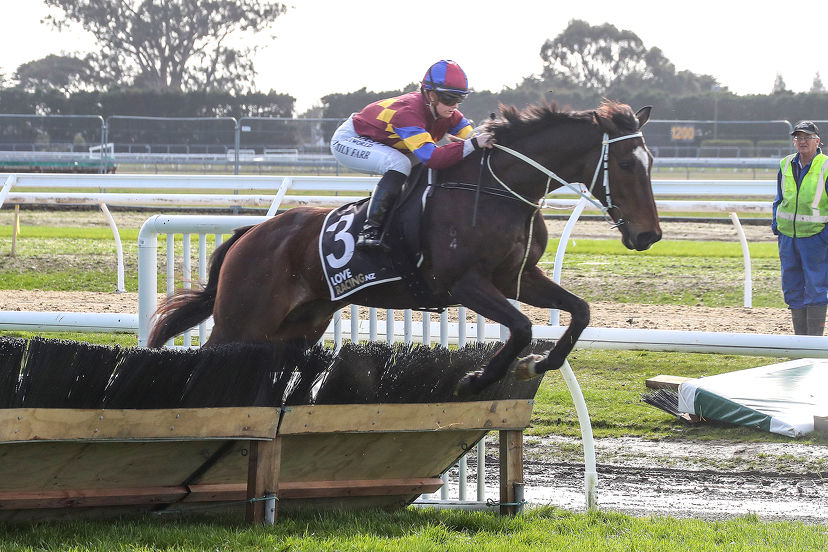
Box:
[278,478,443,499]
[499,430,523,516]
[246,437,282,524]
[187,478,443,501]
[645,375,692,390]
[279,401,534,435]
[0,408,280,442]
[276,431,485,482]
[0,487,187,509]
[0,441,243,492]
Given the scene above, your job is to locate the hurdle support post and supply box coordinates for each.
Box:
[246,437,283,524]
[498,429,524,516]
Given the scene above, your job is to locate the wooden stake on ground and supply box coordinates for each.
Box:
[499,429,524,516]
[246,437,282,524]
[10,205,19,257]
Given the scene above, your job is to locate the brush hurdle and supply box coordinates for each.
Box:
[0,400,534,522]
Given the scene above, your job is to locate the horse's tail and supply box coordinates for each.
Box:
[147,225,255,348]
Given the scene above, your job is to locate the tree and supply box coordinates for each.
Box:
[810,72,825,93]
[540,20,649,92]
[540,20,715,95]
[43,0,287,93]
[14,54,98,94]
[772,73,788,94]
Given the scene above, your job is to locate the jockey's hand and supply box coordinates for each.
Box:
[472,132,495,149]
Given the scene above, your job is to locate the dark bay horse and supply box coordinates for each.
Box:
[148,101,662,396]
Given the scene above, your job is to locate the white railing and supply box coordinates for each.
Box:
[3,173,827,513]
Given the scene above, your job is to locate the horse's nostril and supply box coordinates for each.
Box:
[636,231,662,250]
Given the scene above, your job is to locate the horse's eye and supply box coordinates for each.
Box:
[618,160,634,172]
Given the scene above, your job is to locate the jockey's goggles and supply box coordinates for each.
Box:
[436,91,466,106]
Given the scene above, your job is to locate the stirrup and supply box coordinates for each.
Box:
[356,229,388,251]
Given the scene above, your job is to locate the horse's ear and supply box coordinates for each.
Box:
[592,110,608,131]
[635,106,653,129]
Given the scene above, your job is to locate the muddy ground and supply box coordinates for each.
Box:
[1,212,825,523]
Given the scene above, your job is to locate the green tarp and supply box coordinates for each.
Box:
[678,358,828,437]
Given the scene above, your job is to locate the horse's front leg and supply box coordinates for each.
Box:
[449,271,534,397]
[513,265,590,379]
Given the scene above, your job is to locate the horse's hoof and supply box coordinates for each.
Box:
[514,354,545,381]
[455,371,483,398]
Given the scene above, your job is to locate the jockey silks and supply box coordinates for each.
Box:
[352,91,474,169]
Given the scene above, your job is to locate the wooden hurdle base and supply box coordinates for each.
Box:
[0,400,533,523]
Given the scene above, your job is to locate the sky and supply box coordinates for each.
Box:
[0,1,822,114]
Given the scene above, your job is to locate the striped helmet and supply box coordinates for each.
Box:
[421,60,469,95]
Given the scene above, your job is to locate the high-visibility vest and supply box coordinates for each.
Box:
[777,153,828,237]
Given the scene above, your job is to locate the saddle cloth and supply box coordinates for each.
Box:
[319,198,402,300]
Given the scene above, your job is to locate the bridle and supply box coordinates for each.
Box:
[487,131,645,228]
[483,129,645,301]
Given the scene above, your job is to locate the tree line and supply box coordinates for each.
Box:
[2,4,826,126]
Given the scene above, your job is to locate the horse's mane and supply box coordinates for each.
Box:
[485,100,638,142]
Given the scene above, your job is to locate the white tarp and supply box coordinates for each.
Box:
[678,358,828,437]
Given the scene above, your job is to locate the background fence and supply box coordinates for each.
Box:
[0,114,814,175]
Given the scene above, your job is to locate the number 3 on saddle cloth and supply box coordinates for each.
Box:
[319,166,436,306]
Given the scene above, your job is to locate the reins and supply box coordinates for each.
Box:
[485,130,645,300]
[489,131,644,222]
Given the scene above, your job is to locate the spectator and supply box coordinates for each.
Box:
[772,121,828,335]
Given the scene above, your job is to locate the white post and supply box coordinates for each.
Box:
[182,233,192,347]
[369,307,377,342]
[550,196,589,325]
[198,233,208,345]
[559,359,598,510]
[457,306,467,347]
[266,177,292,216]
[350,304,359,342]
[137,219,159,347]
[729,212,753,308]
[0,175,17,208]
[476,439,486,501]
[98,203,126,293]
[404,309,412,344]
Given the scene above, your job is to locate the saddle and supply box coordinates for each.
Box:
[318,164,439,307]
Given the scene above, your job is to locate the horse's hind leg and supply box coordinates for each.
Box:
[512,266,590,378]
[449,271,534,397]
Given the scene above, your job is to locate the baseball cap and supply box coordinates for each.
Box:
[790,121,819,136]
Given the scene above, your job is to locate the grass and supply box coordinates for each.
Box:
[0,222,785,307]
[0,508,825,552]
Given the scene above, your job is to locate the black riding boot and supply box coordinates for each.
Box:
[356,170,407,250]
[806,304,827,336]
[791,307,808,335]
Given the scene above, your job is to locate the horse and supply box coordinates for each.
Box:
[148,100,662,397]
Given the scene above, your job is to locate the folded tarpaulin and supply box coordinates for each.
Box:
[678,358,828,437]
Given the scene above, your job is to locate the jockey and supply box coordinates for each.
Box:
[330,59,494,250]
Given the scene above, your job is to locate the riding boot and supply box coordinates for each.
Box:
[791,307,808,335]
[356,170,407,250]
[805,304,827,336]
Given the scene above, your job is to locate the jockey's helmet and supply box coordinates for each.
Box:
[421,60,470,102]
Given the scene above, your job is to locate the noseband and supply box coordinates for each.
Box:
[488,131,644,228]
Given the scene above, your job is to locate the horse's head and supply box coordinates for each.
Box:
[590,102,662,251]
[482,101,661,251]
